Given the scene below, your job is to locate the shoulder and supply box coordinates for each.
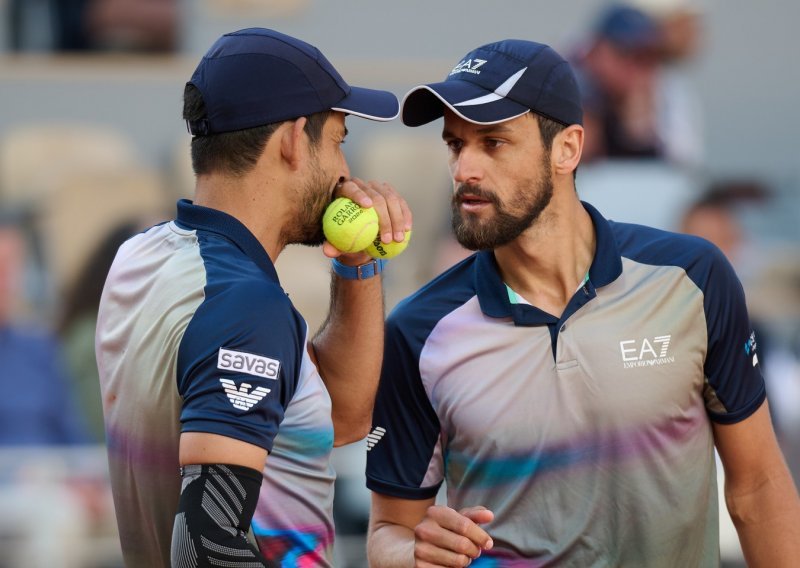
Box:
[198,275,300,336]
[387,253,479,351]
[611,220,731,287]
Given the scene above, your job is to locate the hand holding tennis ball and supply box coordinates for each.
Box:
[322,197,380,253]
[365,230,412,259]
[322,197,411,258]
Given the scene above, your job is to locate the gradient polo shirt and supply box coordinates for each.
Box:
[366,202,765,567]
[97,200,335,567]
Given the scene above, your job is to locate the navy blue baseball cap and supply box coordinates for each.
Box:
[401,39,583,127]
[187,28,399,136]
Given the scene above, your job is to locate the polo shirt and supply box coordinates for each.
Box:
[96,200,335,567]
[366,202,765,567]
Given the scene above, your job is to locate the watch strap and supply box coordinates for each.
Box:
[331,258,387,280]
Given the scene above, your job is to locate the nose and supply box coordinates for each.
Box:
[451,146,483,185]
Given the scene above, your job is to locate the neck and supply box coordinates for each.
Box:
[494,188,595,316]
[193,170,288,262]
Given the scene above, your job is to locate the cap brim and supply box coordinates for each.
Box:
[332,86,399,121]
[401,81,530,127]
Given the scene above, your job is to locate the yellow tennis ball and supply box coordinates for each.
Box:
[322,197,380,253]
[365,230,412,259]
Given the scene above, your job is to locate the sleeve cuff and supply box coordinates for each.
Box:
[366,476,441,500]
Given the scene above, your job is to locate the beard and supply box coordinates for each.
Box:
[451,159,554,251]
[285,161,335,247]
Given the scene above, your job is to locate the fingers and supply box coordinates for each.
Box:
[461,506,495,526]
[337,178,412,244]
[322,240,363,260]
[413,505,493,567]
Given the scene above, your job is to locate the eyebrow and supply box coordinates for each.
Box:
[441,125,513,139]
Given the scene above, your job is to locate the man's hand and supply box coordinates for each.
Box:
[322,177,412,260]
[413,505,494,567]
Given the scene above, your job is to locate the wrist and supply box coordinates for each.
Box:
[331,257,387,280]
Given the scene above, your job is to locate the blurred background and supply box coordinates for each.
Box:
[1,0,798,566]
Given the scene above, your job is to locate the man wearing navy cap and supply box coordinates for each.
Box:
[365,39,800,566]
[96,28,411,567]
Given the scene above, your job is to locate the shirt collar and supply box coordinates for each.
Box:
[475,201,622,321]
[175,199,280,283]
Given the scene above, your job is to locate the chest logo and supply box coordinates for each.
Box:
[217,348,280,380]
[220,378,270,411]
[619,335,674,368]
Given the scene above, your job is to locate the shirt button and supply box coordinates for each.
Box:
[560,324,566,332]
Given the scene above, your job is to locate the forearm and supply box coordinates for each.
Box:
[367,522,416,568]
[727,468,800,566]
[313,259,385,444]
[172,463,271,567]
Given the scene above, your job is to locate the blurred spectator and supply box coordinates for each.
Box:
[57,221,142,443]
[84,0,179,52]
[0,214,100,567]
[679,179,770,284]
[571,3,703,167]
[8,0,178,52]
[0,214,88,446]
[629,0,705,166]
[629,0,703,64]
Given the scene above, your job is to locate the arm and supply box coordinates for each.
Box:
[313,179,412,445]
[175,434,271,567]
[173,283,304,567]
[713,400,800,566]
[368,493,494,568]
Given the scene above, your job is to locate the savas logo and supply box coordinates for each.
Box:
[619,335,674,369]
[218,348,280,379]
[450,58,488,76]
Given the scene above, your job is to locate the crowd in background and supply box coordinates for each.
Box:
[1,2,799,567]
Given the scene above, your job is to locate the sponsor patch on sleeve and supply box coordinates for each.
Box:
[744,331,759,367]
[217,348,281,380]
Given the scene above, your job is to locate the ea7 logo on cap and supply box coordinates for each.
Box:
[218,348,280,380]
[450,58,488,76]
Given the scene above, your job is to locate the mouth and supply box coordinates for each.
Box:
[458,194,492,212]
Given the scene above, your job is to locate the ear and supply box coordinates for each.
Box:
[552,125,584,177]
[279,117,308,171]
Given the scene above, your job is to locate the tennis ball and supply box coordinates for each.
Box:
[365,230,412,259]
[322,197,380,253]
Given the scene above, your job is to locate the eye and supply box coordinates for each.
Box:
[485,138,505,149]
[444,139,462,152]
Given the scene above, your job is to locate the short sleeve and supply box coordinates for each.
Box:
[696,247,766,424]
[177,279,305,451]
[366,314,443,500]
